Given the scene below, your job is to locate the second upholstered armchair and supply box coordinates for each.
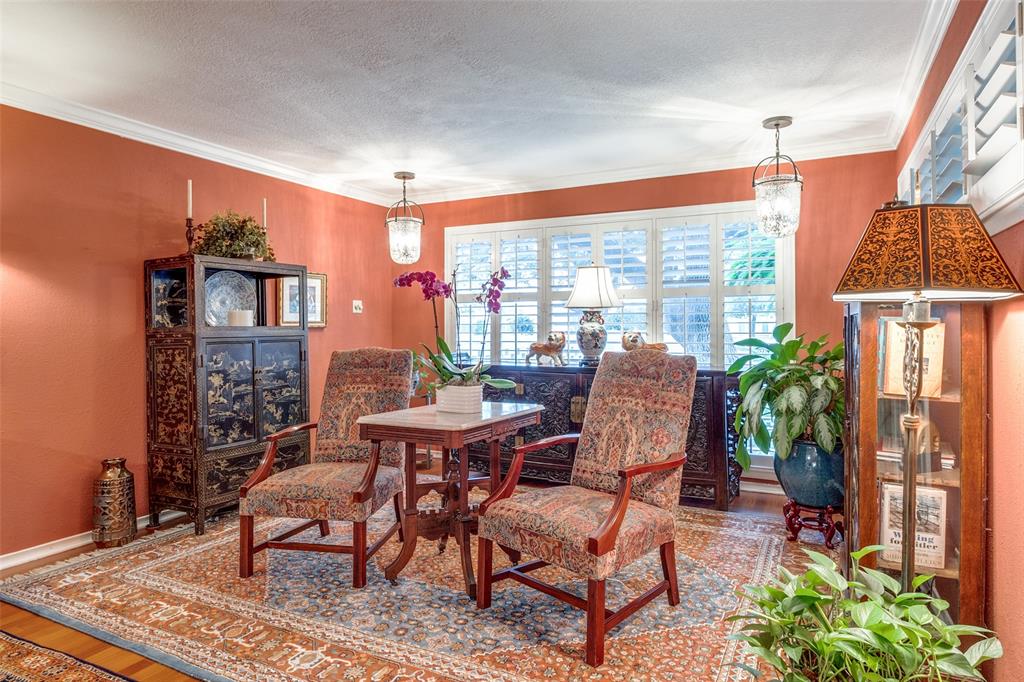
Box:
[475,350,698,667]
[238,347,413,588]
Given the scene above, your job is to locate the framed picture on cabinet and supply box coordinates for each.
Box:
[279,273,327,327]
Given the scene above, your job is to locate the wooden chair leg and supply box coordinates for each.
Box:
[318,520,330,537]
[477,537,493,609]
[586,578,606,667]
[393,493,404,543]
[239,514,254,578]
[352,521,367,588]
[661,540,680,606]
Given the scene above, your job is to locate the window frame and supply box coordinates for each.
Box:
[443,200,796,369]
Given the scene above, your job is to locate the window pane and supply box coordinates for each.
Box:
[603,299,648,345]
[550,232,593,292]
[722,220,775,286]
[662,296,712,366]
[455,304,491,365]
[662,223,711,287]
[500,236,539,293]
[550,303,584,364]
[723,294,777,365]
[602,229,647,288]
[499,301,539,364]
[454,240,493,293]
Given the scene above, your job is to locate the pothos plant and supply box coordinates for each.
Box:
[394,267,515,395]
[727,323,844,469]
[194,210,276,261]
[730,546,1002,681]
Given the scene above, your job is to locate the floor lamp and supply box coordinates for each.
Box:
[834,201,1021,591]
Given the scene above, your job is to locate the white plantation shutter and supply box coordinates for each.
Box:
[444,203,792,369]
[450,236,495,363]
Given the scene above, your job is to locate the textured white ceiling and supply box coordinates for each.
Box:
[2,1,940,204]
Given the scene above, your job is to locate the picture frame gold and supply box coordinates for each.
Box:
[278,272,327,327]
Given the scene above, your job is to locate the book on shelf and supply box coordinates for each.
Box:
[880,482,947,570]
[882,320,945,398]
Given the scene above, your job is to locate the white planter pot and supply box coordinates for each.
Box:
[435,384,483,413]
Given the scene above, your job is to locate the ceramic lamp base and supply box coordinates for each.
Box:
[576,310,607,366]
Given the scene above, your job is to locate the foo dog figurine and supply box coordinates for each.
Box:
[525,331,567,366]
[621,331,668,352]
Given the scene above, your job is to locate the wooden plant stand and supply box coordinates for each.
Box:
[783,499,845,549]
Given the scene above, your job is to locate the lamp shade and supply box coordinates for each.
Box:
[833,203,1022,302]
[565,264,622,310]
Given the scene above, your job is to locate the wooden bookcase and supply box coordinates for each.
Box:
[843,302,987,625]
[144,254,311,533]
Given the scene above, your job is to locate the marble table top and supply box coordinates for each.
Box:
[357,401,544,432]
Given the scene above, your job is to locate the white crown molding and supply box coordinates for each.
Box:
[5,82,894,207]
[0,511,185,572]
[886,0,959,146]
[0,84,394,206]
[410,134,896,205]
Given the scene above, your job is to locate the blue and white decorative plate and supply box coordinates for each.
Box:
[205,270,257,326]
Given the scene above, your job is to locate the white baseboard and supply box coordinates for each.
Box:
[0,511,186,573]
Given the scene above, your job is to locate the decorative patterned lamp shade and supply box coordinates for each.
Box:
[386,171,423,264]
[833,202,1022,302]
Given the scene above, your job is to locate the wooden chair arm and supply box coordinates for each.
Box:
[478,433,580,515]
[479,447,526,515]
[352,442,381,503]
[588,452,687,557]
[240,422,318,496]
[514,433,580,455]
[618,453,686,479]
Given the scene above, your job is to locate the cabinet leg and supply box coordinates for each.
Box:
[147,511,161,529]
[194,510,206,536]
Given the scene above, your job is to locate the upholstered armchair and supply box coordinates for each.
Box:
[239,347,413,588]
[476,350,697,666]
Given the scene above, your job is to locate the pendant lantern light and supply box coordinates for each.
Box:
[752,116,803,238]
[386,171,424,264]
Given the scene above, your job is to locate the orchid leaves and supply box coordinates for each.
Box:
[417,335,516,394]
[728,322,845,469]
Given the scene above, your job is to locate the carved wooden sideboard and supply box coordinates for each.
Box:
[467,364,741,510]
[144,255,311,534]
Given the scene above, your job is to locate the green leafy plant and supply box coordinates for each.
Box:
[730,546,1002,681]
[194,210,276,261]
[727,323,844,469]
[417,335,515,394]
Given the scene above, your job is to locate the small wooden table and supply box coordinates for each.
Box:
[357,402,543,598]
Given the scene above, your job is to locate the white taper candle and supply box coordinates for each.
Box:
[187,179,193,219]
[262,198,267,227]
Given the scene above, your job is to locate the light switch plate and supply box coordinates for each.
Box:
[352,300,364,314]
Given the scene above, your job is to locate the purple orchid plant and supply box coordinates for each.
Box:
[393,266,515,393]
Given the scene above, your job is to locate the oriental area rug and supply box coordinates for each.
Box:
[0,629,130,681]
[0,504,820,682]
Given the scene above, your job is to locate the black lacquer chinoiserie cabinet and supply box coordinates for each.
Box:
[466,365,741,510]
[144,254,311,534]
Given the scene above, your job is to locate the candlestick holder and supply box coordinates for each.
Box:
[184,217,205,255]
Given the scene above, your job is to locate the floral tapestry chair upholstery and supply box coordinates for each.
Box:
[239,347,413,588]
[476,350,697,666]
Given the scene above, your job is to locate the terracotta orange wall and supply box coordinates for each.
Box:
[0,106,392,555]
[987,223,1024,680]
[391,152,896,357]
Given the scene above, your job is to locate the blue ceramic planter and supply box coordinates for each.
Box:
[774,440,844,509]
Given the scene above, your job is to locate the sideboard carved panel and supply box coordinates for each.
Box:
[467,364,739,510]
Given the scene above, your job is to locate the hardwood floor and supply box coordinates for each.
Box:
[0,491,785,681]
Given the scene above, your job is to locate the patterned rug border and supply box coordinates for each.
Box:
[0,628,132,682]
[1,524,234,682]
[0,505,804,682]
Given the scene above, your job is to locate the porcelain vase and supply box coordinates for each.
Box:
[774,440,845,509]
[435,384,483,413]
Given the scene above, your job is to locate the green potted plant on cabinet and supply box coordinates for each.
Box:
[728,323,845,513]
[730,545,1002,681]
